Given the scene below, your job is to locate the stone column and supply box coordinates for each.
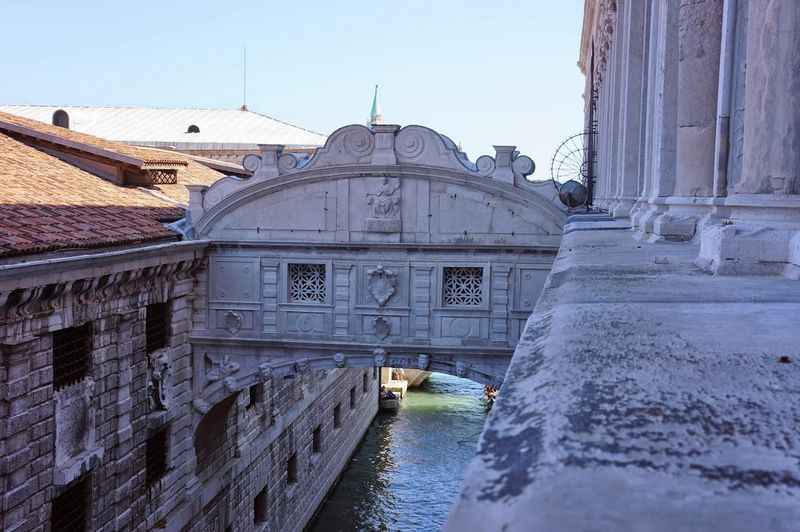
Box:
[633,0,680,236]
[738,0,800,195]
[697,0,800,276]
[652,0,723,239]
[610,0,647,218]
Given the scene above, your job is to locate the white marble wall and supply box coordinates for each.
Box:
[581,0,800,276]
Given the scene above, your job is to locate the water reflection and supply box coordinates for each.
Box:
[310,373,488,532]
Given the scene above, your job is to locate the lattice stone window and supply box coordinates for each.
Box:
[288,263,326,303]
[443,267,484,306]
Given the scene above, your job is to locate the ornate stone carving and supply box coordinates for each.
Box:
[373,316,391,339]
[258,363,273,381]
[365,177,401,233]
[147,350,172,411]
[373,348,387,367]
[242,153,261,173]
[224,310,243,335]
[54,377,103,486]
[456,361,468,378]
[343,128,375,158]
[417,354,430,370]
[395,128,426,159]
[367,264,398,306]
[333,352,346,368]
[206,354,240,382]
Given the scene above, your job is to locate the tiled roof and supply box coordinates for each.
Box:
[0,132,185,258]
[0,111,227,207]
[0,105,327,147]
[0,110,187,166]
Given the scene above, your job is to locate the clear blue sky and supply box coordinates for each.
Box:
[2,0,585,173]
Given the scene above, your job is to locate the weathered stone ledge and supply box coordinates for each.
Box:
[447,216,800,532]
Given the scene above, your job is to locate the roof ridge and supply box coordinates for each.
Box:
[0,104,329,138]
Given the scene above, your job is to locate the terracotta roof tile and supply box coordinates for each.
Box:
[0,110,187,165]
[0,132,184,258]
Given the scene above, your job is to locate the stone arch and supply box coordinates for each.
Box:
[194,393,238,478]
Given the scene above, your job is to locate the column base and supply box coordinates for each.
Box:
[697,223,799,276]
[696,194,800,276]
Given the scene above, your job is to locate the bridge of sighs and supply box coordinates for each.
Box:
[185,123,565,411]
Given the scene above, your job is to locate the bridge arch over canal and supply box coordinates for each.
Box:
[186,123,566,414]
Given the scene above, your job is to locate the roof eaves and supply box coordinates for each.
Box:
[0,119,147,168]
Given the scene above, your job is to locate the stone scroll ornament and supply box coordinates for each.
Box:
[367,264,398,306]
[334,352,346,368]
[206,354,240,382]
[373,348,387,367]
[147,351,172,410]
[365,177,401,233]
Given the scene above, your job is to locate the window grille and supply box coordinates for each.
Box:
[51,475,89,532]
[288,263,326,303]
[53,323,93,390]
[333,403,341,429]
[146,426,169,486]
[254,486,268,524]
[349,386,356,410]
[443,267,484,306]
[146,169,178,184]
[146,302,170,353]
[312,425,322,453]
[287,453,298,484]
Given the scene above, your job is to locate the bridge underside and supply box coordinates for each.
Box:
[191,337,512,409]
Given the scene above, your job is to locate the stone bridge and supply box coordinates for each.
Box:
[185,123,565,410]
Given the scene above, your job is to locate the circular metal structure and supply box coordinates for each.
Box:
[550,131,592,190]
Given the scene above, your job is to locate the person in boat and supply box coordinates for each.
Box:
[380,386,397,400]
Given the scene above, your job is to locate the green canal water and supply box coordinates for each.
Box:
[310,372,489,532]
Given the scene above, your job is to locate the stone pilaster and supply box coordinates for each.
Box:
[697,0,800,275]
[651,0,723,240]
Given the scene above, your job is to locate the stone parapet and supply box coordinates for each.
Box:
[447,215,800,531]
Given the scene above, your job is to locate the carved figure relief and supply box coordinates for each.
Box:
[147,351,172,410]
[258,363,273,381]
[456,361,468,378]
[367,264,398,306]
[365,177,401,233]
[54,377,100,485]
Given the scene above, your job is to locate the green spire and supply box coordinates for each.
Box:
[368,84,383,125]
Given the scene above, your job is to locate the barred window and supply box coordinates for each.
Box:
[443,267,484,306]
[287,453,298,484]
[51,475,89,532]
[53,323,93,390]
[312,425,322,453]
[146,302,170,353]
[247,383,263,410]
[254,485,268,524]
[362,372,368,394]
[349,386,356,409]
[288,263,326,303]
[333,403,341,429]
[146,426,169,486]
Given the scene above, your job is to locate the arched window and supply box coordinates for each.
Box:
[52,109,69,129]
[187,124,200,133]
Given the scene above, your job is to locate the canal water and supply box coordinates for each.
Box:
[310,372,489,532]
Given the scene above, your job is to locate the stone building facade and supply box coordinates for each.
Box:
[447,2,800,530]
[580,0,800,276]
[0,113,377,532]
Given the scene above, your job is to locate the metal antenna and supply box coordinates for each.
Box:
[241,46,248,111]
